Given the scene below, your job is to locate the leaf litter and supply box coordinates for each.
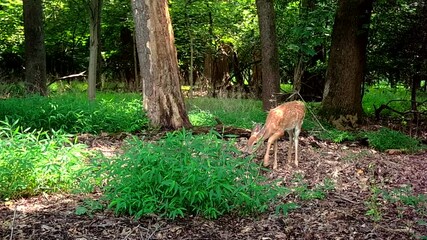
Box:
[1,133,426,239]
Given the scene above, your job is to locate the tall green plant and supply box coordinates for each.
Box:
[101,130,283,219]
[0,120,90,200]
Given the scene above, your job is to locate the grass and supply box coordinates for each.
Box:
[0,92,148,134]
[187,97,266,128]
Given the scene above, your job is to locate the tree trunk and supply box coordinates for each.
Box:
[256,0,281,111]
[88,0,102,101]
[131,0,192,129]
[23,0,47,95]
[185,0,195,98]
[321,0,373,125]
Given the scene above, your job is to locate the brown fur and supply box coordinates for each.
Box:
[247,101,306,169]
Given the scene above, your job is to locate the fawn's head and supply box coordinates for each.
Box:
[246,123,263,153]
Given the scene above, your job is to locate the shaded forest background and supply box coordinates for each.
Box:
[1,0,426,99]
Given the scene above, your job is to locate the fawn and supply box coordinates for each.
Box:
[246,101,306,169]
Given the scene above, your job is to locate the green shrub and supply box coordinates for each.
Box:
[364,127,425,152]
[100,129,283,219]
[0,120,91,200]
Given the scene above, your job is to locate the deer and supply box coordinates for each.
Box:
[246,101,306,170]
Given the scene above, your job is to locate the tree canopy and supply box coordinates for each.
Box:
[0,0,425,97]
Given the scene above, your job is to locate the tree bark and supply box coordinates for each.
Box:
[256,0,281,111]
[23,0,47,95]
[321,0,373,123]
[88,0,102,101]
[131,0,192,129]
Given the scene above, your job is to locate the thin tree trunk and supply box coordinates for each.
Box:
[23,0,47,95]
[256,0,281,111]
[88,0,102,101]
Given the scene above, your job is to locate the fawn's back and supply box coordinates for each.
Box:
[263,101,305,136]
[247,101,305,151]
[247,101,306,169]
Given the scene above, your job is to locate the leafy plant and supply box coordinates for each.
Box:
[382,186,427,211]
[291,175,335,201]
[275,202,300,216]
[75,198,105,217]
[0,119,91,200]
[365,186,383,222]
[99,129,284,219]
[188,107,217,126]
[365,185,427,222]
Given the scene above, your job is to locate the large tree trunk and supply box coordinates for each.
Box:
[321,0,373,126]
[256,0,281,111]
[23,0,47,95]
[131,0,192,129]
[88,0,102,101]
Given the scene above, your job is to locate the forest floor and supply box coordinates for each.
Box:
[1,131,427,240]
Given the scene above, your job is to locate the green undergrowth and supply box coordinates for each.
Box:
[188,98,425,152]
[275,174,335,216]
[0,92,147,134]
[187,98,267,129]
[315,126,425,153]
[365,185,427,225]
[363,83,427,117]
[97,129,284,219]
[363,127,425,152]
[0,120,91,200]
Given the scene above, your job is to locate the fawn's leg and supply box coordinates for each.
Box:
[273,140,278,170]
[287,130,294,165]
[263,139,273,167]
[264,133,282,168]
[294,127,301,167]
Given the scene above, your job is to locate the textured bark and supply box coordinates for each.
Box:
[132,0,191,129]
[256,0,281,111]
[321,0,373,120]
[88,0,102,101]
[23,0,47,95]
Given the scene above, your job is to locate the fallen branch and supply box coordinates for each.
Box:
[9,205,17,240]
[373,99,427,120]
[47,71,87,87]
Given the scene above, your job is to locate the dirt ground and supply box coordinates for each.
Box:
[1,133,427,240]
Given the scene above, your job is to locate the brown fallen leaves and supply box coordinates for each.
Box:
[1,134,426,239]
